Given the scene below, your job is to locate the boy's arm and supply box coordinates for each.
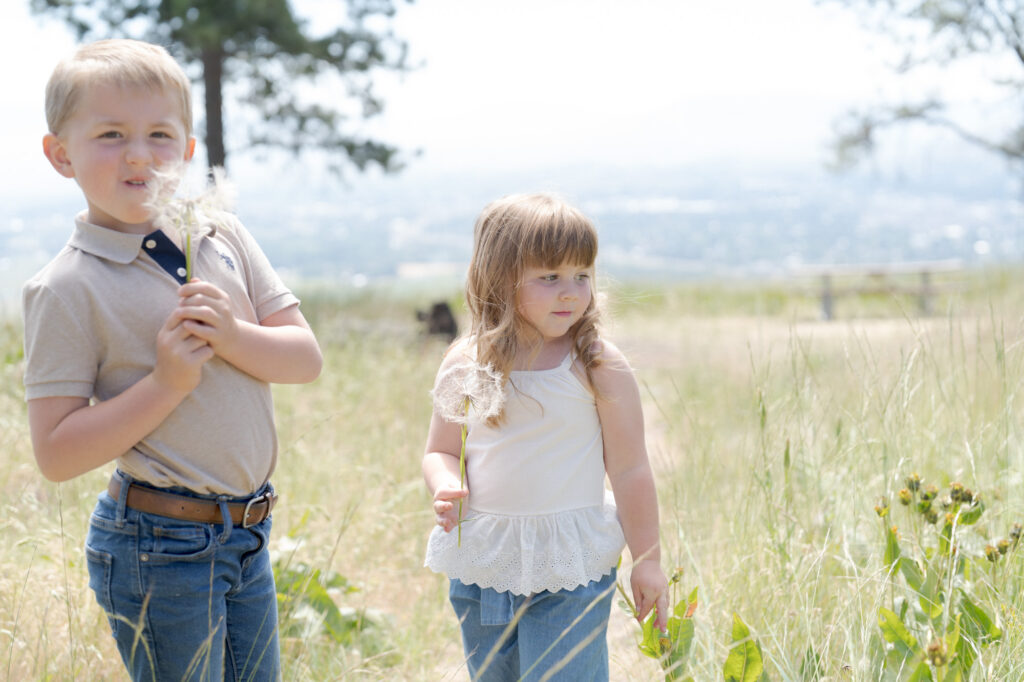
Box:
[174,280,322,384]
[28,313,213,482]
[595,340,669,629]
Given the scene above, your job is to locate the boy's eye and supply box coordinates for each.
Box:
[151,131,172,139]
[575,273,590,281]
[98,131,122,139]
[541,274,559,282]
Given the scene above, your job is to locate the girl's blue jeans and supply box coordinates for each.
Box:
[85,474,280,682]
[449,567,616,682]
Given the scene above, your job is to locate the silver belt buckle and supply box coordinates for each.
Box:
[242,492,270,528]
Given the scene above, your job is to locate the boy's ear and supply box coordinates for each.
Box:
[42,133,75,179]
[184,136,196,162]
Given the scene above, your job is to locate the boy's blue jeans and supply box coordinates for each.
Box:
[449,568,616,682]
[85,474,280,681]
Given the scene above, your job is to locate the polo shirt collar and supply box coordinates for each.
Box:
[67,211,216,265]
[68,213,147,264]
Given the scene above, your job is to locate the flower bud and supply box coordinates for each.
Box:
[926,639,947,666]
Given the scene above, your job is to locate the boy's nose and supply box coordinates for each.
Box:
[124,139,152,164]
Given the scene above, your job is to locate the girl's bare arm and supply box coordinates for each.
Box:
[595,340,669,629]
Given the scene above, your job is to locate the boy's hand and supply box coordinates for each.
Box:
[153,308,214,393]
[631,558,669,631]
[174,280,240,355]
[432,484,469,533]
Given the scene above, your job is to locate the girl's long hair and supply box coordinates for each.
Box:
[464,193,602,418]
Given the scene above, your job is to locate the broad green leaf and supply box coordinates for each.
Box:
[918,563,943,620]
[958,500,984,525]
[723,614,765,682]
[958,592,1001,644]
[685,587,699,618]
[884,524,901,567]
[906,661,933,682]
[666,618,695,672]
[639,610,662,658]
[939,522,953,556]
[900,556,924,592]
[941,666,964,682]
[878,608,918,656]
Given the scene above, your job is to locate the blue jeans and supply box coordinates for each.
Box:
[85,475,280,681]
[449,568,617,682]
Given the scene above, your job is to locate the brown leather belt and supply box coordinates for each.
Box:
[108,476,277,528]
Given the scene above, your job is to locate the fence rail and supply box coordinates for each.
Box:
[793,259,964,320]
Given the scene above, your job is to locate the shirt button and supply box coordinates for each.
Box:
[145,239,157,249]
[140,554,149,562]
[177,267,187,278]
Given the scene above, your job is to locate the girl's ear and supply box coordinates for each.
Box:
[42,134,75,179]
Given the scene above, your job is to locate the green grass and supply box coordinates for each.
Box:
[2,269,1024,680]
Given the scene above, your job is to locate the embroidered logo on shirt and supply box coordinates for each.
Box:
[217,251,236,271]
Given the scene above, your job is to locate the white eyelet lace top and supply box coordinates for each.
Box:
[424,351,625,595]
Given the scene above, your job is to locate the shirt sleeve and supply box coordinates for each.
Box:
[224,217,300,322]
[21,279,98,401]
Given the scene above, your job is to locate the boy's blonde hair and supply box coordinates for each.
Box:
[465,193,602,396]
[45,39,192,137]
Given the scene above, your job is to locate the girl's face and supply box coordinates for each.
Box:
[515,261,593,342]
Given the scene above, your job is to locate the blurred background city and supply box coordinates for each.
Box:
[1,0,1021,309]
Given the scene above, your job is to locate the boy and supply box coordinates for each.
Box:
[23,39,322,680]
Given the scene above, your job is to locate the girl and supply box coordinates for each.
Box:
[423,193,668,681]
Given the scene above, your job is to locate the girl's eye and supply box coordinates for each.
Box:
[575,273,590,281]
[541,274,558,282]
[151,131,172,139]
[98,131,122,139]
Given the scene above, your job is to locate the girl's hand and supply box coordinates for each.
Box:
[432,484,469,533]
[631,559,669,631]
[174,279,239,356]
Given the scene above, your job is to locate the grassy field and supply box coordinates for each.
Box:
[2,268,1023,680]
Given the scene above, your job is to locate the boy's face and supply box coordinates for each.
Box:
[43,83,195,234]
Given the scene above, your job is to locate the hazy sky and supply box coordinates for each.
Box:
[0,0,1013,203]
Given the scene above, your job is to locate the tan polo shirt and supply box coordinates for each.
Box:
[22,212,299,496]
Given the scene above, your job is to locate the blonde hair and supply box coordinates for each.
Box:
[465,193,603,398]
[45,39,192,137]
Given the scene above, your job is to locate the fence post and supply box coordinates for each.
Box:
[918,270,933,315]
[821,274,834,321]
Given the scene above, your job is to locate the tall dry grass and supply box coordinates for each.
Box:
[0,270,1022,680]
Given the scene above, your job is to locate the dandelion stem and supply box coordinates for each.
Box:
[184,203,195,280]
[458,399,468,546]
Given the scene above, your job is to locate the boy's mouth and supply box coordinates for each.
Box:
[126,179,147,187]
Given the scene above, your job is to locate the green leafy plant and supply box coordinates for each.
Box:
[873,473,1016,679]
[618,566,696,681]
[723,613,769,682]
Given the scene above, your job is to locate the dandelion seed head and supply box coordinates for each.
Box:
[431,360,505,424]
[144,163,236,237]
